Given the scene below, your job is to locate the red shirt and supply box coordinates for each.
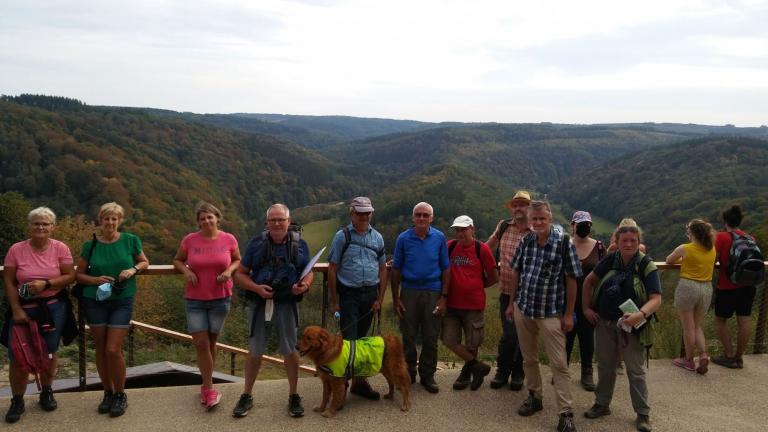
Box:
[447,240,497,310]
[715,230,746,290]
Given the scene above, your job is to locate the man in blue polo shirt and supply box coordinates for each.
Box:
[391,202,450,394]
[328,196,387,401]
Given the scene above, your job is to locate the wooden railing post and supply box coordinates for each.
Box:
[754,283,768,354]
[230,352,236,376]
[78,301,87,391]
[321,270,328,329]
[128,324,135,367]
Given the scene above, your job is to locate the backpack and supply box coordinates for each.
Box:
[339,226,386,263]
[11,320,51,391]
[244,223,303,303]
[727,232,765,286]
[495,218,514,240]
[448,239,487,284]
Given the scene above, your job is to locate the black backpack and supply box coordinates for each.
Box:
[244,223,304,302]
[448,239,487,284]
[727,232,765,286]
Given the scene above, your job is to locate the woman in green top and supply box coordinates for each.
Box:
[75,202,149,417]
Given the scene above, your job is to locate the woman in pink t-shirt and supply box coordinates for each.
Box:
[2,207,75,423]
[173,202,241,410]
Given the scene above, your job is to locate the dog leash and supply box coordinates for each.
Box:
[335,308,382,336]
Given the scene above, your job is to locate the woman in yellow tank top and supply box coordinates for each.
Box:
[666,219,716,374]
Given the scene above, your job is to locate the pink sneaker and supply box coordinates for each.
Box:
[672,357,695,371]
[205,388,222,410]
[200,386,207,404]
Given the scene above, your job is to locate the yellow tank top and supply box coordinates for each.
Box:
[680,242,716,281]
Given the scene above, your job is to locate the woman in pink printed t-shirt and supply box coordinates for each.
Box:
[173,202,241,410]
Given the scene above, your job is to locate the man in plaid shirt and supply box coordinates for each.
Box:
[486,190,532,391]
[505,200,582,432]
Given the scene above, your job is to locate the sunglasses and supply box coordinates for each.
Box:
[413,212,432,218]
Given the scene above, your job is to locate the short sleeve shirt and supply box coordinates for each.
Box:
[328,224,386,288]
[498,221,532,295]
[80,233,143,300]
[715,230,746,290]
[181,231,239,300]
[242,234,311,283]
[393,226,450,291]
[448,240,497,310]
[591,252,661,320]
[4,239,73,298]
[511,227,583,319]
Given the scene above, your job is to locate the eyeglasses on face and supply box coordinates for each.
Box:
[413,212,432,218]
[31,222,53,228]
[267,218,289,224]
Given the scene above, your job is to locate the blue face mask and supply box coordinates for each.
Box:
[96,282,113,301]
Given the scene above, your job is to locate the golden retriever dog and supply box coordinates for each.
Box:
[296,325,411,417]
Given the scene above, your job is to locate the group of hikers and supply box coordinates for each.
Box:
[1,194,762,432]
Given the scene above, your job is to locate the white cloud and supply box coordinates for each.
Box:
[1,0,767,125]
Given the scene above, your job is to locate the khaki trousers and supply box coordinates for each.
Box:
[514,303,573,413]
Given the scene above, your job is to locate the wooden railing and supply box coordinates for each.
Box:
[2,262,767,391]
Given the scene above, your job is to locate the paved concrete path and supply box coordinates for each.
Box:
[3,355,767,432]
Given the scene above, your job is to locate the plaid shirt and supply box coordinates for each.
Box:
[511,227,583,319]
[498,221,532,295]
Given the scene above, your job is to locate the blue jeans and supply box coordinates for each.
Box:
[8,298,66,360]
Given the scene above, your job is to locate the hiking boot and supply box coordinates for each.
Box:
[510,373,524,391]
[558,411,577,432]
[581,369,596,391]
[98,390,114,414]
[204,388,222,410]
[232,394,253,418]
[420,375,439,394]
[288,393,304,417]
[517,390,543,416]
[489,369,509,389]
[453,363,472,390]
[5,396,24,424]
[109,392,128,417]
[584,403,611,419]
[350,378,380,400]
[696,354,709,375]
[39,386,58,412]
[636,414,652,432]
[711,355,739,369]
[672,357,695,371]
[736,357,744,369]
[470,360,491,390]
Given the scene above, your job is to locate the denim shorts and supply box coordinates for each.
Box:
[8,298,66,361]
[81,296,135,329]
[185,297,231,334]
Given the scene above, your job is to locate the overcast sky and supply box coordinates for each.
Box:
[1,0,767,125]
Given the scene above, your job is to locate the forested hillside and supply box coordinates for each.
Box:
[553,136,768,254]
[321,124,686,192]
[3,94,767,263]
[0,96,355,260]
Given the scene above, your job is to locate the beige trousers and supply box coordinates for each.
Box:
[513,303,573,413]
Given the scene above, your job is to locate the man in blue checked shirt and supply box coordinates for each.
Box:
[505,200,582,432]
[391,202,451,394]
[328,196,387,400]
